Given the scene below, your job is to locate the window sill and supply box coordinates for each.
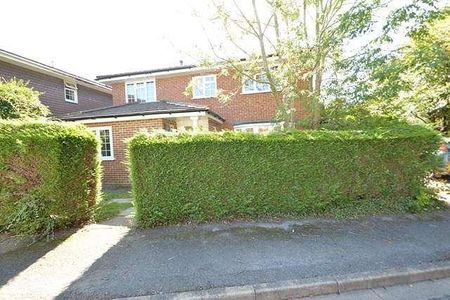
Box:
[192,96,217,100]
[101,157,115,161]
[241,90,271,95]
[65,100,78,104]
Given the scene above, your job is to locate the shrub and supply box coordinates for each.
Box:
[0,121,101,235]
[129,125,441,227]
[0,78,49,120]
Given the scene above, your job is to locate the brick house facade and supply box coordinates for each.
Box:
[63,64,308,186]
[0,49,112,116]
[104,68,307,129]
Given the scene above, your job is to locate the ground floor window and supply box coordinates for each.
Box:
[90,126,114,160]
[233,122,276,133]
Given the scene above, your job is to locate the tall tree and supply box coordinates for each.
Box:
[195,0,380,128]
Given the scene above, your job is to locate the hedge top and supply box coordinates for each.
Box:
[0,120,96,141]
[129,125,441,146]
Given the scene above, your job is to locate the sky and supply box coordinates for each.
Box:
[1,0,445,80]
[0,0,215,79]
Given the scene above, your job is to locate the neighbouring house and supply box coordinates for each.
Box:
[63,64,307,186]
[0,49,112,116]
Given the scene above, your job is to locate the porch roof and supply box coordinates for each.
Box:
[61,100,225,122]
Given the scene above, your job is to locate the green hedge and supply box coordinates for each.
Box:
[0,121,101,235]
[129,126,441,227]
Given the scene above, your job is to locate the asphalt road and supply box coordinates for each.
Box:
[1,211,450,299]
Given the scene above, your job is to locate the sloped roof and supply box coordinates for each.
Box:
[96,65,197,81]
[0,48,111,94]
[61,100,224,121]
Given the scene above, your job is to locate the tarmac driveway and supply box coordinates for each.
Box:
[1,211,450,299]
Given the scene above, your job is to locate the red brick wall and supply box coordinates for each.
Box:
[86,119,164,186]
[157,73,282,126]
[0,61,112,117]
[111,71,308,126]
[208,118,230,131]
[111,82,125,106]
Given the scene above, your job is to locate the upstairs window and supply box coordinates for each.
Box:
[64,81,78,103]
[91,127,114,160]
[242,73,271,94]
[126,80,156,103]
[193,75,217,99]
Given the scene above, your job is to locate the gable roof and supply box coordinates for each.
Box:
[0,48,111,94]
[61,100,225,121]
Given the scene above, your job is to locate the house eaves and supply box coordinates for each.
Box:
[0,48,112,94]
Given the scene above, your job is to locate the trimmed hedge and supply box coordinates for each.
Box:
[129,126,441,227]
[0,121,101,235]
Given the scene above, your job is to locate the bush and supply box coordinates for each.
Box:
[0,78,49,120]
[0,121,101,235]
[129,125,441,227]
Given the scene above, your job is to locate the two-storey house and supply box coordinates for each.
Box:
[0,49,112,116]
[63,64,306,186]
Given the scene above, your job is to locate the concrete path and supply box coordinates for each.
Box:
[1,211,450,299]
[307,277,450,299]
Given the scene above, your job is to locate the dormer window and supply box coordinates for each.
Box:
[126,80,156,103]
[64,81,78,103]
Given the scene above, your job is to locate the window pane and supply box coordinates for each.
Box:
[205,82,216,97]
[243,79,255,92]
[193,77,204,98]
[146,81,155,102]
[126,84,135,102]
[205,76,215,83]
[136,82,146,102]
[255,73,270,91]
[99,129,112,158]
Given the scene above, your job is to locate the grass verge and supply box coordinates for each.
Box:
[93,190,133,222]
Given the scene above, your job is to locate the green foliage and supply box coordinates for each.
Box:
[406,187,445,213]
[0,120,101,236]
[93,201,132,222]
[0,78,49,120]
[129,126,441,227]
[92,190,133,222]
[327,5,449,132]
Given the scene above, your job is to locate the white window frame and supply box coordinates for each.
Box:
[91,126,114,161]
[125,79,157,103]
[192,75,217,99]
[234,122,276,133]
[64,81,78,103]
[241,72,272,94]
